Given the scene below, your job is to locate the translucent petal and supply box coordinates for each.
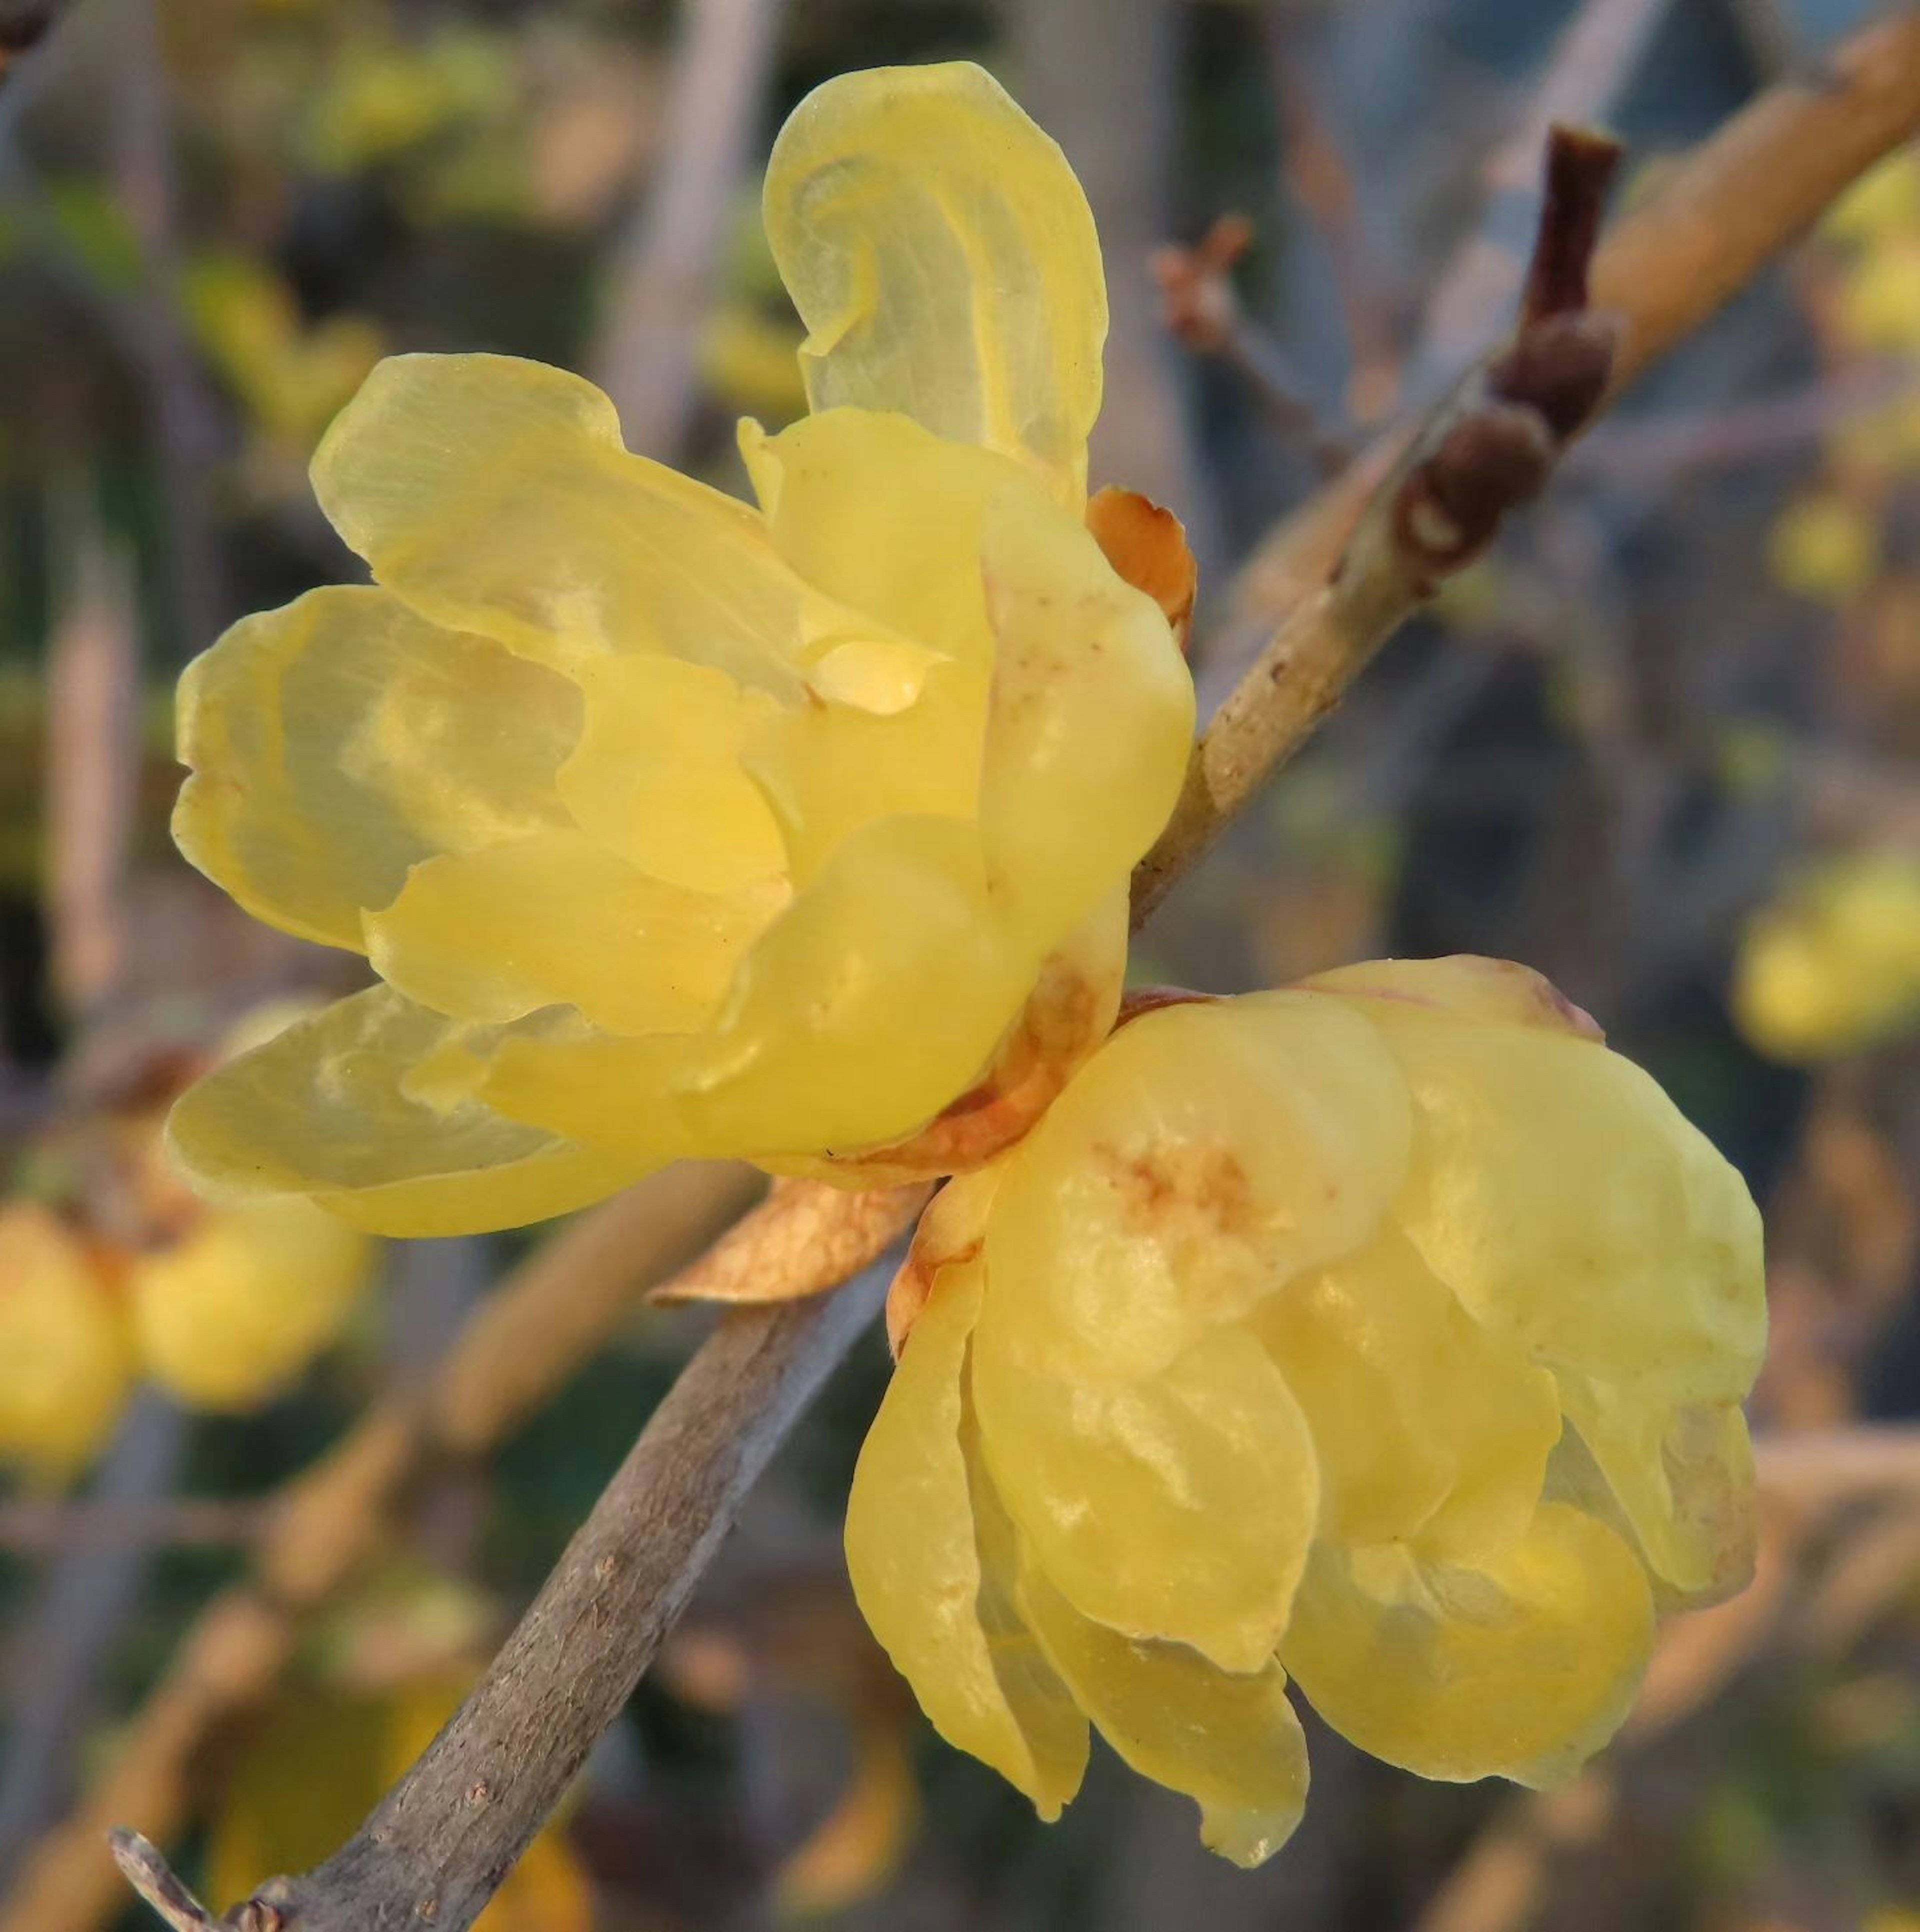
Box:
[1016,1560,1309,1867]
[763,62,1106,504]
[1305,955,1601,1040]
[1558,1379,1757,1607]
[845,1258,1088,1818]
[1362,1002,1768,1402]
[1254,1225,1560,1560]
[364,828,786,1034]
[737,410,998,882]
[982,993,1412,1382]
[976,482,1193,938]
[312,353,864,691]
[555,658,787,894]
[165,986,648,1236]
[972,1318,1321,1675]
[131,1199,373,1413]
[482,814,1030,1162]
[1284,1502,1654,1787]
[174,586,580,951]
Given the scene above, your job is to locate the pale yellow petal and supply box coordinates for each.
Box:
[982,992,1412,1382]
[174,586,580,951]
[364,828,786,1035]
[845,1260,1088,1818]
[554,657,786,894]
[1304,954,1602,1040]
[1364,1002,1768,1403]
[482,814,1030,1162]
[165,986,648,1236]
[971,1318,1320,1675]
[763,62,1106,504]
[1016,1560,1309,1867]
[1254,1225,1560,1560]
[1556,1379,1757,1608]
[312,352,856,690]
[976,480,1193,938]
[1284,1503,1654,1787]
[131,1198,374,1412]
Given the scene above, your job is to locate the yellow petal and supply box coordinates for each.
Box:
[976,480,1193,938]
[736,410,998,880]
[971,1318,1320,1675]
[131,1198,373,1412]
[1282,1502,1654,1786]
[166,986,648,1236]
[845,1258,1088,1818]
[1556,1379,1757,1608]
[481,814,1029,1162]
[982,992,1412,1382]
[1016,1560,1309,1867]
[1358,1000,1768,1404]
[1254,1224,1560,1560]
[312,352,858,691]
[763,62,1106,505]
[174,586,580,952]
[1304,954,1602,1040]
[0,1207,134,1482]
[364,828,786,1034]
[555,657,786,894]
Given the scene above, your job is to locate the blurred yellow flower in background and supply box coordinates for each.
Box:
[0,1012,377,1482]
[1734,850,1920,1062]
[168,62,1196,1236]
[848,958,1766,1864]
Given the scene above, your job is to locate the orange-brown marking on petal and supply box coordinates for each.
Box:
[1086,487,1198,654]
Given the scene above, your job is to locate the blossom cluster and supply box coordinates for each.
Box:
[158,61,1768,1862]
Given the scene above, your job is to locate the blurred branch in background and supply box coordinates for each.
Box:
[590,0,786,458]
[0,1164,760,1932]
[121,20,1920,1922]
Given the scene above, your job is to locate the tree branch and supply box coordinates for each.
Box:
[106,14,1920,1927]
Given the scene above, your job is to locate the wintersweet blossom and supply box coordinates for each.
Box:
[848,957,1766,1864]
[167,62,1195,1235]
[1734,850,1920,1062]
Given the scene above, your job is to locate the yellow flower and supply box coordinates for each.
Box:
[1768,491,1880,605]
[1836,240,1920,354]
[168,62,1196,1236]
[1734,850,1920,1062]
[130,1196,374,1412]
[848,958,1766,1864]
[0,1206,136,1484]
[1825,153,1920,248]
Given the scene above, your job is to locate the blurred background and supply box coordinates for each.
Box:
[0,0,1918,1926]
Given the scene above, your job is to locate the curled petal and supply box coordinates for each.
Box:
[482,814,1030,1163]
[165,987,648,1236]
[972,1318,1321,1675]
[1557,1379,1758,1608]
[556,658,786,894]
[364,829,787,1035]
[1362,1000,1768,1402]
[174,587,580,952]
[1256,1226,1560,1560]
[1016,1560,1309,1867]
[764,63,1106,504]
[984,993,1412,1380]
[312,354,867,690]
[978,482,1194,938]
[1306,954,1602,1040]
[845,1259,1088,1818]
[1283,1503,1654,1788]
[1085,488,1198,651]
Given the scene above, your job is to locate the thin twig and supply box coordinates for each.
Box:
[108,16,1920,1927]
[2,1164,761,1932]
[0,1498,266,1556]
